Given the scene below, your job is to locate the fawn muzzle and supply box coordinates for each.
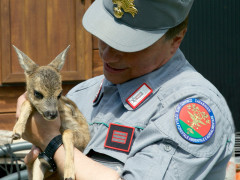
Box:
[43,110,58,120]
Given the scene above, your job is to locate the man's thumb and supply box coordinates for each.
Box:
[24,146,41,166]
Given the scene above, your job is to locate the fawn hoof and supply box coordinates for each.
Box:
[12,133,21,140]
[65,178,73,180]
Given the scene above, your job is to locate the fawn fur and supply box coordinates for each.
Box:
[12,45,90,180]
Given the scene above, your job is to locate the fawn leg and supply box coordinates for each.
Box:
[62,129,75,180]
[12,100,32,141]
[32,158,48,180]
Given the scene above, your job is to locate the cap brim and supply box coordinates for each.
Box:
[82,0,168,52]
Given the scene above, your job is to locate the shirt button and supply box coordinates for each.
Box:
[164,144,172,152]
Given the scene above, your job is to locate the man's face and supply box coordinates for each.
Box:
[98,36,173,84]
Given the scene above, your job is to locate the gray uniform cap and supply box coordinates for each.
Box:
[83,0,194,52]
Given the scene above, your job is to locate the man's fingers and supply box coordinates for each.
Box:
[16,92,27,119]
[24,146,41,167]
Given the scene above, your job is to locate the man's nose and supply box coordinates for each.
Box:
[101,46,122,63]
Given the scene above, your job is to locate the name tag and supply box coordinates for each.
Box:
[126,83,153,109]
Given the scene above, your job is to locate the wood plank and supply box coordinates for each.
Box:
[2,0,93,84]
[1,74,25,83]
[24,0,48,65]
[0,86,25,113]
[84,0,94,79]
[47,0,76,71]
[1,0,11,83]
[76,0,93,79]
[0,113,16,130]
[10,0,27,74]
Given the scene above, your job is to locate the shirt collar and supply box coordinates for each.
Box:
[94,49,186,110]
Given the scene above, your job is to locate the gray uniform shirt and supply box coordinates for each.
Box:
[67,49,235,180]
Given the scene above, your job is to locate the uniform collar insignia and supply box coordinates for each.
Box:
[93,79,104,103]
[175,98,216,144]
[126,83,153,109]
[112,0,138,18]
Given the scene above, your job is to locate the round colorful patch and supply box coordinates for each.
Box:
[175,98,215,144]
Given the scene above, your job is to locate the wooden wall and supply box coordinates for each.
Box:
[0,0,103,131]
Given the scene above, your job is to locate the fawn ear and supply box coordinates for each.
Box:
[48,45,70,71]
[12,45,38,74]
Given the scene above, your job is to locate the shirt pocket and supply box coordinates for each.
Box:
[122,139,178,180]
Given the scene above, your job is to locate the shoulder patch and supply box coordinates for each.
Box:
[175,98,215,144]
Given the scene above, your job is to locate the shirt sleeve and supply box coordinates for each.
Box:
[121,122,234,180]
[120,90,235,180]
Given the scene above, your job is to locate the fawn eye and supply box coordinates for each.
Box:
[34,90,43,99]
[57,92,62,99]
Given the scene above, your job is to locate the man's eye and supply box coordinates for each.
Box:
[57,92,62,99]
[34,90,43,99]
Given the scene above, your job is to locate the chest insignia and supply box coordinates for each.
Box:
[112,0,138,18]
[104,123,135,152]
[126,83,153,109]
[175,98,215,144]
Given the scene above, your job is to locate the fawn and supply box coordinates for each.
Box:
[12,45,90,180]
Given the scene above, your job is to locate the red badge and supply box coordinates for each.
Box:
[126,83,153,109]
[104,123,135,152]
[175,98,215,144]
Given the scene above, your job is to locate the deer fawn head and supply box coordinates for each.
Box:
[13,45,70,120]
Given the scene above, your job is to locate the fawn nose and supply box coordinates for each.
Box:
[44,111,58,120]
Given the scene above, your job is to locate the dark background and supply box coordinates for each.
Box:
[180,0,240,131]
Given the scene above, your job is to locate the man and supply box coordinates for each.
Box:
[18,0,235,179]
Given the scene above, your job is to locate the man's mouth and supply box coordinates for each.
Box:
[104,63,127,73]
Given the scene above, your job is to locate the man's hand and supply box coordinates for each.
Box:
[16,92,27,119]
[24,146,60,179]
[24,145,41,179]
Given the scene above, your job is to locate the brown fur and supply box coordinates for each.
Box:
[12,45,90,180]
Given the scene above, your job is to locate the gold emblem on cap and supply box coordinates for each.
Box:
[112,0,138,18]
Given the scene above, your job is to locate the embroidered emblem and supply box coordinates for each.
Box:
[126,83,153,109]
[112,0,138,18]
[104,123,135,152]
[175,98,215,144]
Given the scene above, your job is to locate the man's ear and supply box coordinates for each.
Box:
[170,28,187,54]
